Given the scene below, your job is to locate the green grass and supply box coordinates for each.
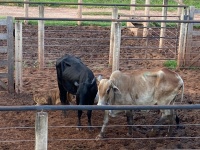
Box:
[163,60,177,69]
[27,20,126,26]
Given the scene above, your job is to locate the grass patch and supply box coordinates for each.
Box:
[163,60,177,69]
[27,20,126,27]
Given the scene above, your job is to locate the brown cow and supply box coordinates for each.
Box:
[33,88,74,105]
[96,68,184,139]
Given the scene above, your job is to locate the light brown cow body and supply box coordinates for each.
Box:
[33,89,74,105]
[96,68,184,139]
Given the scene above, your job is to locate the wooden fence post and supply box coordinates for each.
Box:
[7,16,14,93]
[177,0,183,17]
[35,112,48,150]
[159,0,168,50]
[38,5,45,69]
[77,0,82,25]
[24,0,29,25]
[143,0,150,37]
[177,7,187,68]
[15,21,23,93]
[109,7,118,66]
[130,0,136,18]
[112,22,121,72]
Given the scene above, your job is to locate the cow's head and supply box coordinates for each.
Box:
[74,78,97,104]
[97,79,120,106]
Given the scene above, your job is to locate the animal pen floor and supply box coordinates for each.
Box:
[0,25,200,150]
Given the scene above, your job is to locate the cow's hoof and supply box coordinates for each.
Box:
[88,127,94,132]
[76,127,82,131]
[177,124,185,129]
[126,132,132,136]
[146,130,157,137]
[95,134,104,141]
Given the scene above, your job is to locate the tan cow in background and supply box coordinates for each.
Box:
[33,88,74,105]
[96,68,184,139]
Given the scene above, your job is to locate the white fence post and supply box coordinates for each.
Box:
[15,21,23,93]
[177,8,187,68]
[77,0,82,25]
[112,22,121,72]
[24,0,29,25]
[130,0,136,17]
[159,0,168,49]
[38,5,45,69]
[7,16,14,93]
[143,0,150,37]
[109,7,118,66]
[35,112,48,150]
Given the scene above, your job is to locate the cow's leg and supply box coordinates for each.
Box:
[87,110,93,131]
[174,111,184,129]
[126,110,133,136]
[76,110,83,131]
[96,110,109,140]
[149,109,174,137]
[58,83,69,117]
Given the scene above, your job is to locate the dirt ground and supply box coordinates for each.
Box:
[0,5,200,150]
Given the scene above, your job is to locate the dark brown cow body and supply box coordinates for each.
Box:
[96,68,184,139]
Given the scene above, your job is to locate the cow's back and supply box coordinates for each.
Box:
[109,68,183,105]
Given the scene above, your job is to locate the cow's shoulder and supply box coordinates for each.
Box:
[56,54,82,67]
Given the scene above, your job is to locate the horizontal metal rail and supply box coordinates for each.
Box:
[15,17,200,23]
[0,1,188,8]
[0,104,199,111]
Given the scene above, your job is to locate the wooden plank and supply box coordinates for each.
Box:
[191,41,200,47]
[0,73,8,78]
[0,80,7,90]
[0,33,7,40]
[0,46,7,53]
[7,16,14,93]
[0,60,7,67]
[0,19,7,25]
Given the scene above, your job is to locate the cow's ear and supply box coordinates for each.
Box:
[106,88,110,94]
[112,85,121,94]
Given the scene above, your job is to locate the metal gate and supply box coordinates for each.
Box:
[0,16,14,93]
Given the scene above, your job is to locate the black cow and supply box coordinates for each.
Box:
[56,54,98,131]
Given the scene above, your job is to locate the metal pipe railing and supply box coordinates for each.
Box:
[0,104,199,111]
[14,17,200,24]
